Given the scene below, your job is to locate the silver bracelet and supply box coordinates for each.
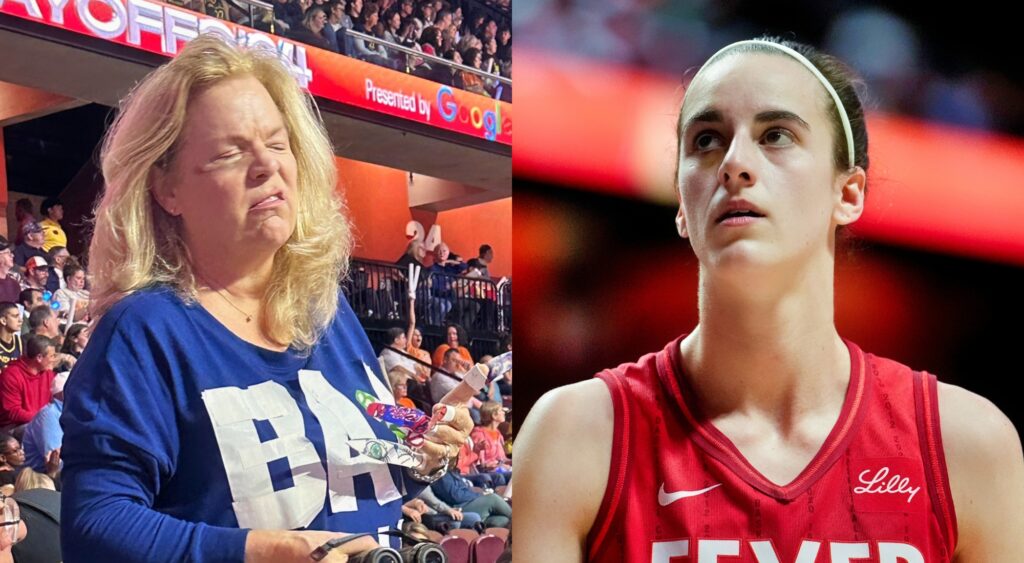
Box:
[406,452,450,484]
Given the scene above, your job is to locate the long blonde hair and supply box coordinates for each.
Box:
[90,34,351,352]
[14,467,55,493]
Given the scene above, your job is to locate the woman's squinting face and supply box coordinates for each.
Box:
[159,75,298,258]
[676,52,854,275]
[411,329,423,347]
[446,326,458,346]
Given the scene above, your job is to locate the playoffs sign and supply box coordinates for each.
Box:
[0,0,511,144]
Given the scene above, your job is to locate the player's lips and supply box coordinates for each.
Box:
[716,199,766,224]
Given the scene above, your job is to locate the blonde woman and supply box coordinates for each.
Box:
[61,34,472,562]
[13,467,54,494]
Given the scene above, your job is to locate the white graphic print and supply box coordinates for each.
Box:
[650,540,924,562]
[202,366,399,528]
[299,369,402,512]
[853,466,920,503]
[202,381,327,529]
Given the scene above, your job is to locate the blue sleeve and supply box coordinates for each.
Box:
[429,472,475,506]
[37,406,63,459]
[60,302,248,563]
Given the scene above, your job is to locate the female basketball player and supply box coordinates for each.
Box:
[514,37,1024,562]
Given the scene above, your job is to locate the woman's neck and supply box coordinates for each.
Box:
[681,255,850,424]
[191,251,274,305]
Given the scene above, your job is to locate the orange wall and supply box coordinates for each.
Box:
[336,156,511,278]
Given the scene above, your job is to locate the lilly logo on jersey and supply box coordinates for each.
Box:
[651,539,924,563]
[853,466,920,504]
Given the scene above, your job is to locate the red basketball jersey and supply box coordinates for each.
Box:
[588,336,957,563]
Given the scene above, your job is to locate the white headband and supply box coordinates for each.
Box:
[694,39,856,169]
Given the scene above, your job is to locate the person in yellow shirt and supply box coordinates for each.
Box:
[38,199,66,253]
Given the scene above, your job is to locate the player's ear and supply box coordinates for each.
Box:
[675,207,688,239]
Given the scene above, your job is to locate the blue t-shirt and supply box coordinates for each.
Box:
[60,286,418,562]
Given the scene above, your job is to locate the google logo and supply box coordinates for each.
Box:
[436,86,510,142]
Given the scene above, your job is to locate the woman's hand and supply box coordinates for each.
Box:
[415,402,473,476]
[245,530,378,563]
[401,504,423,523]
[44,448,60,479]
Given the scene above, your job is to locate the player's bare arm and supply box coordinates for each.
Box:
[513,379,614,563]
[939,383,1024,563]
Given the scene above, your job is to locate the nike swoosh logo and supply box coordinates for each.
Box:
[658,482,722,506]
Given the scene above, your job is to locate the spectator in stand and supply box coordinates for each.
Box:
[353,3,398,67]
[433,8,451,32]
[430,349,482,424]
[0,334,56,437]
[428,243,461,323]
[13,222,46,271]
[60,323,89,362]
[61,36,473,560]
[382,9,402,43]
[430,471,511,528]
[47,246,70,293]
[0,239,22,303]
[459,47,487,95]
[18,290,42,335]
[389,374,416,409]
[289,7,333,51]
[13,199,35,247]
[54,263,90,323]
[432,323,472,368]
[28,305,75,372]
[476,244,494,280]
[272,0,302,33]
[453,259,488,330]
[419,25,441,56]
[414,0,434,29]
[342,0,359,27]
[405,300,432,384]
[410,489,483,532]
[0,434,25,487]
[378,326,416,383]
[21,370,66,478]
[323,0,345,52]
[20,257,49,293]
[14,467,55,493]
[480,17,497,42]
[397,0,412,18]
[38,198,67,253]
[396,239,428,270]
[495,25,510,62]
[27,307,60,341]
[471,401,511,477]
[0,303,22,370]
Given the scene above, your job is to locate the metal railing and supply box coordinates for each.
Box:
[343,259,507,335]
[343,29,511,88]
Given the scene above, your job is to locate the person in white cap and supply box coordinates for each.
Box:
[19,257,48,292]
[20,370,65,480]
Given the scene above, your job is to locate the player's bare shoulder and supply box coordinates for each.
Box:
[513,379,614,562]
[936,382,1024,561]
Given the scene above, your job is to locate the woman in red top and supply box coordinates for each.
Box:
[514,36,1024,562]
